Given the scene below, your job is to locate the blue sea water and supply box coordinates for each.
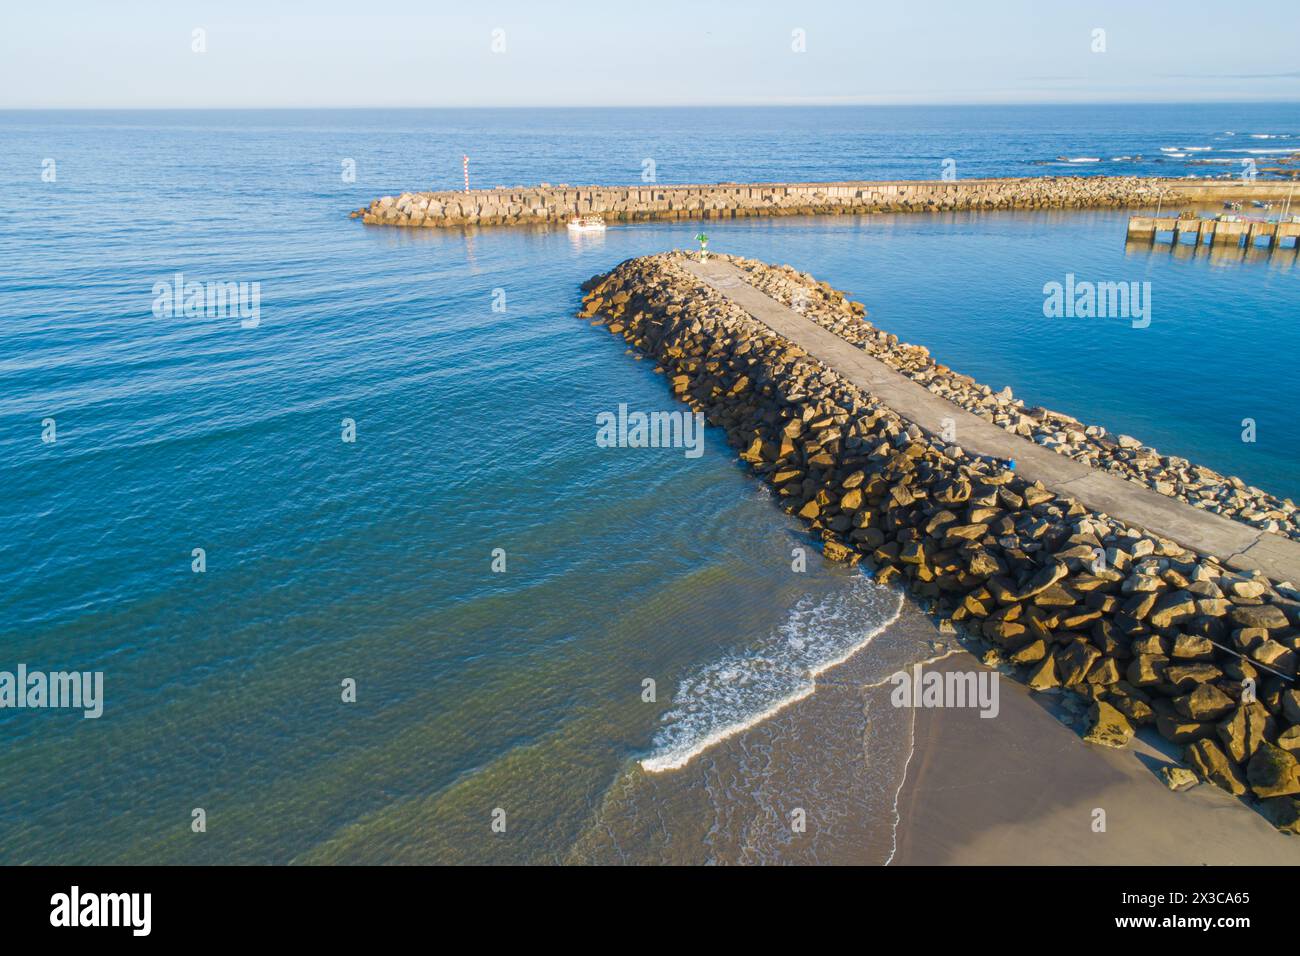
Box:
[1,105,1298,863]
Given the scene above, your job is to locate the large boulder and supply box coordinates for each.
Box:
[1148,590,1198,629]
[1160,766,1199,791]
[1126,654,1168,687]
[1259,796,1300,834]
[1055,641,1102,686]
[1231,604,1290,631]
[1157,714,1215,744]
[1163,663,1223,691]
[1216,702,1273,765]
[1170,634,1215,661]
[1110,694,1155,725]
[1086,656,1122,686]
[1246,742,1300,798]
[1014,561,1069,601]
[822,539,859,565]
[1185,739,1247,795]
[1084,700,1134,748]
[1173,683,1234,722]
[1026,654,1059,690]
[1282,689,1300,725]
[1009,638,1047,664]
[1278,725,1300,755]
[1251,640,1296,675]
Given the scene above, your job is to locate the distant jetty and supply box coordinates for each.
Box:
[353,177,1300,229]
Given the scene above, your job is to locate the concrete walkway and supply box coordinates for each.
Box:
[682,258,1300,585]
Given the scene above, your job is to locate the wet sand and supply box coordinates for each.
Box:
[568,602,957,864]
[892,655,1300,865]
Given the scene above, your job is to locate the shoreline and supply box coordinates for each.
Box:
[639,589,905,773]
[355,176,1300,229]
[579,250,1300,840]
[567,598,965,865]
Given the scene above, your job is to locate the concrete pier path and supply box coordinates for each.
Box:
[682,257,1300,585]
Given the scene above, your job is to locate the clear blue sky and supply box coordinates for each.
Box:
[4,0,1298,108]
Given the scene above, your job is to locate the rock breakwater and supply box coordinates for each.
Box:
[355,176,1298,229]
[579,251,1300,833]
[724,257,1300,542]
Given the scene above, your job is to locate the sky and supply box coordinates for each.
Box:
[3,0,1299,109]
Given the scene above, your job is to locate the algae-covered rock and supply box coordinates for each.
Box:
[1246,742,1300,798]
[1258,796,1300,834]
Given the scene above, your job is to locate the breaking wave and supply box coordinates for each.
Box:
[640,576,905,773]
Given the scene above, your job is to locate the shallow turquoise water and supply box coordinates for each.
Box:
[0,107,1297,863]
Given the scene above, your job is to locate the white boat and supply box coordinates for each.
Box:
[567,215,606,232]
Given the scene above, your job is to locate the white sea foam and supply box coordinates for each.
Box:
[640,578,905,773]
[1060,157,1100,163]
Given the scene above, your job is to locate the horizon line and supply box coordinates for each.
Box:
[4,99,1300,112]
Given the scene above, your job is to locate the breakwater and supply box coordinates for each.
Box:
[579,251,1300,832]
[717,259,1300,545]
[356,177,1300,228]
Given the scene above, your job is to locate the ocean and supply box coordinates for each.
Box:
[1,104,1297,863]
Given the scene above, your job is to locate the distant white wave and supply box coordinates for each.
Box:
[1225,147,1297,154]
[1059,157,1100,163]
[640,577,905,773]
[1160,147,1181,153]
[1180,146,1213,151]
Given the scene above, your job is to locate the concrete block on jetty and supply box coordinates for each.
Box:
[354,177,1300,228]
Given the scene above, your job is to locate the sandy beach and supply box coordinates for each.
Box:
[892,654,1300,865]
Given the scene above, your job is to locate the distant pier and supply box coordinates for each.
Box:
[1127,214,1300,252]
